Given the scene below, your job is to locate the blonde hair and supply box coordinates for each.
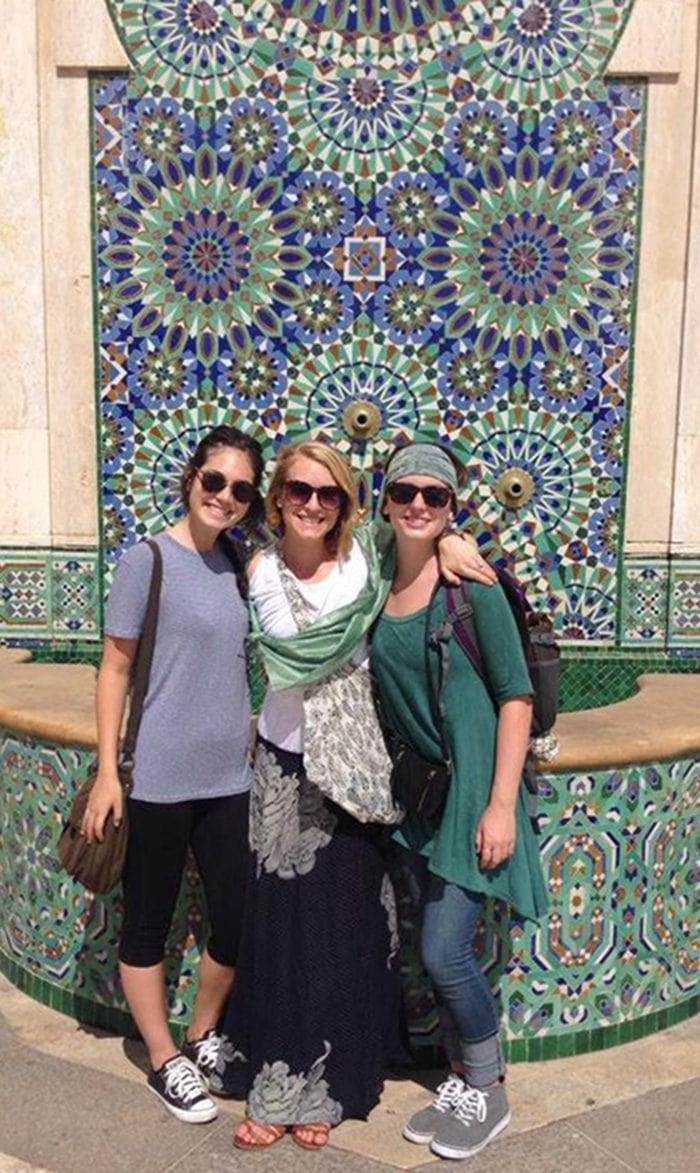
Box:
[266,441,359,560]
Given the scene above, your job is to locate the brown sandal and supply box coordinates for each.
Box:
[233,1119,286,1149]
[291,1123,331,1150]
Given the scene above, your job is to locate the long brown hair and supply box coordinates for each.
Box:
[266,441,359,560]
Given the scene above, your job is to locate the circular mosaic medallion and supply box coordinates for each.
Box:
[472,0,636,105]
[110,0,264,103]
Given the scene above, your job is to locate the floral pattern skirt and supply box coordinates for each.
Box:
[211,738,403,1124]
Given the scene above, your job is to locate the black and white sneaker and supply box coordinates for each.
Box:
[182,1028,229,1092]
[147,1054,219,1124]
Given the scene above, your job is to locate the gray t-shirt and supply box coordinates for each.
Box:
[104,531,252,803]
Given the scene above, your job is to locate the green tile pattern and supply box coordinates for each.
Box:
[560,651,700,712]
[0,549,100,644]
[0,729,204,1039]
[1,727,696,1062]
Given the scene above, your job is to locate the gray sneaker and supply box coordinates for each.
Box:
[430,1082,511,1159]
[402,1074,466,1144]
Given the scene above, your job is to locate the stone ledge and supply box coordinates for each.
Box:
[545,673,700,772]
[0,649,96,749]
[1,649,699,771]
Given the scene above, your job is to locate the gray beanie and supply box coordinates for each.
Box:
[378,443,458,512]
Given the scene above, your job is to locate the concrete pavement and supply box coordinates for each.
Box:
[0,973,698,1173]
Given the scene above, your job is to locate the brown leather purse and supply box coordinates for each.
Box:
[58,541,162,894]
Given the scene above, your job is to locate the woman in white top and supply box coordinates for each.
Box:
[213,441,493,1151]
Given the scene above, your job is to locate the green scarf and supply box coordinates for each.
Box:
[249,524,395,692]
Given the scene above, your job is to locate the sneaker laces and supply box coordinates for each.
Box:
[191,1032,220,1072]
[164,1056,207,1104]
[433,1074,465,1114]
[453,1086,488,1127]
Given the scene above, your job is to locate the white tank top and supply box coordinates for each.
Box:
[250,538,370,753]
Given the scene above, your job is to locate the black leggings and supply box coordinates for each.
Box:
[119,792,249,968]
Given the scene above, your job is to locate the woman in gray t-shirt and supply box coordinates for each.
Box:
[82,425,264,1126]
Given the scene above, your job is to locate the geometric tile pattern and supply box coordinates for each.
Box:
[0,550,100,643]
[0,554,51,638]
[669,560,700,647]
[0,730,204,1032]
[3,725,697,1059]
[394,756,700,1058]
[95,1,644,640]
[621,558,670,646]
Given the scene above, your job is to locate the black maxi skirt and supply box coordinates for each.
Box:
[212,738,403,1124]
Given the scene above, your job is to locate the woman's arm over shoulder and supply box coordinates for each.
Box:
[468,581,532,703]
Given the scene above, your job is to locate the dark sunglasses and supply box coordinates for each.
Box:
[197,468,257,504]
[386,482,453,509]
[283,479,347,510]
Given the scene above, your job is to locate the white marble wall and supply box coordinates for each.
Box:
[0,0,128,549]
[0,1,50,545]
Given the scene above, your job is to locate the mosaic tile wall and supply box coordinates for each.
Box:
[0,730,205,1037]
[94,0,643,641]
[2,727,696,1057]
[620,556,700,649]
[0,549,100,643]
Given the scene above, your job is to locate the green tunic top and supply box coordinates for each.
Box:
[371,582,548,923]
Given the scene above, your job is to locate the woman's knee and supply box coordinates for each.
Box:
[206,934,238,970]
[421,931,464,987]
[118,929,168,968]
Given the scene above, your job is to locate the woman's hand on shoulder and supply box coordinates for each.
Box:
[437,532,497,587]
[475,799,516,870]
[81,771,124,844]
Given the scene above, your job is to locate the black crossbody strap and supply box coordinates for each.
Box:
[121,540,163,761]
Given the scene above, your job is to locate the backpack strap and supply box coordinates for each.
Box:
[425,580,454,772]
[445,582,487,685]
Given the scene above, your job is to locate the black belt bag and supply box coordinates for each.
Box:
[385,581,456,829]
[389,741,450,826]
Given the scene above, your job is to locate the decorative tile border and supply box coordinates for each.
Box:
[0,553,51,639]
[620,557,670,646]
[619,556,700,649]
[2,727,696,1061]
[669,559,700,647]
[0,549,100,643]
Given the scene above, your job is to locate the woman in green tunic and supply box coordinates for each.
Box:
[370,443,547,1162]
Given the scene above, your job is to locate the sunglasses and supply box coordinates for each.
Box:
[386,482,453,509]
[283,479,347,510]
[197,468,257,504]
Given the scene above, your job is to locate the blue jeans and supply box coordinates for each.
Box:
[402,850,505,1088]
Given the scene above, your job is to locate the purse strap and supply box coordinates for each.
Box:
[121,539,163,762]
